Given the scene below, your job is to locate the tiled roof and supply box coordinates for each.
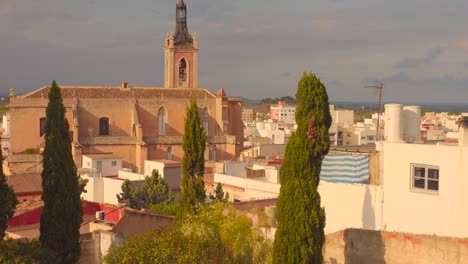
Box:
[21,86,216,99]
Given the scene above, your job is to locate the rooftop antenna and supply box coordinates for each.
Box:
[365,81,383,142]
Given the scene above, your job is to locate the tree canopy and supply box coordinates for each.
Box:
[117,169,174,210]
[103,202,272,264]
[0,238,57,264]
[0,148,17,239]
[40,80,83,263]
[179,97,206,214]
[273,72,332,263]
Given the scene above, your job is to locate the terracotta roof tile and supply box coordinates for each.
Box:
[21,86,216,100]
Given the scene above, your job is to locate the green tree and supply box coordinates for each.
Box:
[209,182,229,203]
[0,148,18,239]
[117,169,174,210]
[273,72,332,263]
[40,81,83,263]
[0,238,57,264]
[104,202,272,264]
[179,97,206,214]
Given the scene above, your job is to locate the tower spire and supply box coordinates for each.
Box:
[174,0,193,45]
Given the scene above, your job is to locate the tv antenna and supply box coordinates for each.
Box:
[365,81,383,142]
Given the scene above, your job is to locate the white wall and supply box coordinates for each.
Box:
[118,170,145,181]
[382,142,468,237]
[214,171,382,234]
[82,156,122,177]
[214,173,280,201]
[102,178,126,204]
[81,174,105,203]
[144,160,181,189]
[81,171,144,204]
[2,114,10,136]
[331,109,354,126]
[319,181,382,234]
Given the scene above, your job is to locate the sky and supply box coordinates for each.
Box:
[1,0,468,103]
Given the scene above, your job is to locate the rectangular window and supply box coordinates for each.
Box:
[111,161,117,167]
[99,118,109,136]
[96,161,102,172]
[40,118,46,137]
[411,164,439,193]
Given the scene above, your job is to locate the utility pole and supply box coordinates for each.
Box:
[365,82,383,142]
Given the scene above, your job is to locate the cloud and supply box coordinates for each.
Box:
[464,62,468,68]
[311,19,337,33]
[0,2,15,16]
[367,71,468,90]
[460,40,468,50]
[394,46,445,68]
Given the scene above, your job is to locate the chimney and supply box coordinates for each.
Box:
[458,115,468,147]
[122,80,129,88]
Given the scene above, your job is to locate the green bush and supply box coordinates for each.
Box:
[0,238,57,264]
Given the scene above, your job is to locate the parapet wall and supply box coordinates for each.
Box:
[324,228,468,264]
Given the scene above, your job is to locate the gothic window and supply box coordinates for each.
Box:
[167,146,173,160]
[40,117,46,137]
[158,108,167,136]
[209,145,217,161]
[179,58,187,84]
[99,117,109,136]
[202,108,209,136]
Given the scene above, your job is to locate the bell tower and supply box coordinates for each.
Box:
[164,0,198,88]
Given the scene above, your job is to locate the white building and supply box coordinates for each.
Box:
[2,113,10,136]
[213,105,468,238]
[254,121,285,145]
[269,102,296,124]
[80,154,181,205]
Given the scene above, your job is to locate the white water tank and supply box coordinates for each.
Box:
[385,104,404,142]
[403,105,421,143]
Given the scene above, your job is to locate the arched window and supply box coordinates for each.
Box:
[158,108,167,136]
[179,58,187,84]
[209,145,217,161]
[202,108,209,136]
[167,146,173,160]
[39,117,46,137]
[99,117,109,136]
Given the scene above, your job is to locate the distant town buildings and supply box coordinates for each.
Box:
[269,101,296,124]
[211,106,468,237]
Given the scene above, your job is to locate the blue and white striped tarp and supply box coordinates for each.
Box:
[319,153,369,184]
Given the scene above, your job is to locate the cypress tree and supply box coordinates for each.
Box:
[179,97,206,213]
[0,146,18,239]
[273,72,332,263]
[40,81,83,263]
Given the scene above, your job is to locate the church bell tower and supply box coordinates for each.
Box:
[164,0,198,88]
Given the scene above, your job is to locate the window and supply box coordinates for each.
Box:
[99,117,109,136]
[411,164,439,193]
[202,108,209,136]
[96,161,102,172]
[111,161,117,167]
[179,58,187,84]
[167,146,173,160]
[40,117,46,136]
[158,108,167,136]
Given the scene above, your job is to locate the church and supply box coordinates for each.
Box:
[8,0,243,174]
